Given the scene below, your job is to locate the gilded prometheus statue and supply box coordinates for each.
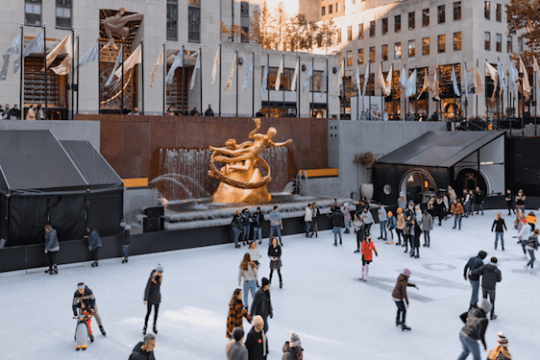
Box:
[101,8,144,49]
[208,118,292,203]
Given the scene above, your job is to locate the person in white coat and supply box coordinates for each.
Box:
[360,207,375,237]
[304,204,314,237]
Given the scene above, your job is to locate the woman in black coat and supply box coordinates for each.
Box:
[268,238,283,288]
[143,264,164,335]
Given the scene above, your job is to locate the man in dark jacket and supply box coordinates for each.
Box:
[250,277,272,333]
[282,331,303,360]
[463,250,488,310]
[251,207,265,245]
[72,283,106,338]
[190,107,200,116]
[475,187,484,215]
[227,328,248,360]
[328,208,345,246]
[435,196,446,226]
[232,210,243,249]
[245,316,268,360]
[505,189,515,216]
[457,298,491,360]
[129,334,156,360]
[204,104,214,116]
[44,225,60,275]
[470,257,502,320]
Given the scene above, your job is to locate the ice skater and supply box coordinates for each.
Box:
[250,279,272,333]
[268,238,283,288]
[312,203,321,238]
[241,208,252,245]
[120,223,131,263]
[505,189,515,216]
[377,203,387,240]
[85,225,102,267]
[43,225,60,275]
[517,218,532,259]
[435,196,446,226]
[328,206,345,246]
[463,251,487,310]
[226,289,252,339]
[525,229,539,272]
[491,213,507,250]
[239,253,258,308]
[360,235,377,281]
[487,333,512,360]
[457,298,491,360]
[470,257,502,320]
[403,216,412,253]
[395,208,405,246]
[451,199,464,230]
[231,210,243,249]
[245,315,268,359]
[386,211,396,244]
[304,204,313,237]
[143,264,163,335]
[421,210,433,247]
[410,219,421,258]
[360,206,375,237]
[251,207,265,245]
[515,189,526,212]
[353,213,365,254]
[391,268,419,331]
[247,241,262,269]
[129,333,156,360]
[226,328,248,360]
[268,205,283,246]
[342,202,352,234]
[72,282,106,338]
[282,332,304,360]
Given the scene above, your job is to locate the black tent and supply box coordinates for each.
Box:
[0,130,123,247]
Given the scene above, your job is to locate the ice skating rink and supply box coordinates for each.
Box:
[0,210,538,359]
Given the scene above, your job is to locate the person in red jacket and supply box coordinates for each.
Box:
[391,268,420,331]
[360,235,378,281]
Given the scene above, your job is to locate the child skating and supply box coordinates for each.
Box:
[360,235,377,281]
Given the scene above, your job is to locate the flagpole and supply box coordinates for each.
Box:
[19,24,24,119]
[414,66,417,119]
[368,64,372,119]
[182,45,185,114]
[476,59,478,118]
[199,46,203,115]
[326,58,329,118]
[162,43,166,115]
[76,35,80,115]
[98,37,101,114]
[43,24,48,118]
[535,70,538,136]
[380,61,383,120]
[71,27,75,120]
[297,56,300,118]
[219,43,222,116]
[235,49,239,117]
[141,39,145,115]
[251,51,255,117]
[267,53,269,116]
[391,63,395,120]
[464,62,468,123]
[520,70,524,136]
[121,37,124,114]
[311,57,314,118]
[282,54,285,117]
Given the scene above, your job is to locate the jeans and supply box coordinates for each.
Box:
[527,249,536,268]
[253,226,262,242]
[242,225,251,241]
[122,245,129,258]
[305,221,312,234]
[263,316,269,333]
[333,227,342,242]
[379,220,387,238]
[469,279,480,306]
[476,203,484,213]
[522,239,528,255]
[423,231,430,243]
[454,215,462,227]
[394,300,406,324]
[494,232,504,249]
[464,202,470,215]
[243,280,257,307]
[458,331,481,360]
[365,223,372,236]
[345,219,351,230]
[269,225,282,243]
[482,288,496,316]
[232,227,242,246]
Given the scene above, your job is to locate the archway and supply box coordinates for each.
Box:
[454,169,488,197]
[399,169,438,205]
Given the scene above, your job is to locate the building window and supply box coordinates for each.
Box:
[382,44,388,61]
[454,32,462,51]
[395,15,401,32]
[382,18,388,35]
[408,12,415,30]
[167,0,178,41]
[484,2,490,20]
[394,42,401,60]
[347,26,352,41]
[25,0,42,26]
[358,23,364,39]
[369,46,375,62]
[310,71,324,92]
[422,9,429,27]
[56,0,72,30]
[507,35,512,53]
[337,29,342,43]
[518,37,524,53]
[408,40,415,57]
[438,34,445,53]
[240,2,250,43]
[329,4,333,14]
[358,49,364,64]
[422,37,430,55]
[321,6,325,16]
[188,0,200,42]
[347,51,353,66]
[485,32,491,51]
[453,2,461,21]
[496,3,502,22]
[496,33,502,52]
[438,5,445,24]
[336,2,340,12]
[369,21,375,37]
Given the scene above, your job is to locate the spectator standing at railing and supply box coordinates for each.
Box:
[205,104,214,116]
[27,105,36,120]
[190,107,200,116]
[365,108,371,120]
[0,105,5,118]
[37,105,45,120]
[383,111,389,121]
[44,225,60,275]
[7,104,21,119]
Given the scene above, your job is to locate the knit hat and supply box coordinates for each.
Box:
[261,277,270,287]
[397,208,403,213]
[497,332,508,347]
[478,298,492,313]
[478,251,487,260]
[402,268,411,277]
[156,264,164,273]
[233,327,244,341]
[290,331,303,350]
[521,218,528,224]
[388,211,393,217]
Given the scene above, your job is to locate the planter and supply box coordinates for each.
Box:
[361,183,374,202]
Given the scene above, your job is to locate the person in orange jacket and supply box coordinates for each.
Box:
[360,235,378,281]
[451,198,464,230]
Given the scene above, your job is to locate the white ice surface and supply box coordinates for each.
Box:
[0,210,538,359]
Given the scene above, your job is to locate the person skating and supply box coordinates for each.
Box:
[232,210,244,249]
[72,282,106,338]
[282,332,304,360]
[268,206,283,246]
[250,280,272,334]
[43,225,60,275]
[457,298,491,360]
[517,218,532,259]
[226,289,252,339]
[386,211,396,244]
[120,223,131,263]
[239,253,258,308]
[251,207,265,245]
[410,219,422,258]
[470,257,502,320]
[342,202,352,234]
[129,334,156,360]
[491,213,507,250]
[475,187,484,215]
[311,203,321,237]
[304,204,313,237]
[247,241,262,268]
[395,208,405,246]
[360,235,377,281]
[403,216,412,253]
[435,196,446,226]
[451,199,464,230]
[377,203,387,240]
[505,190,515,216]
[414,204,423,224]
[328,207,345,246]
[526,211,536,230]
[391,268,419,331]
[463,251,487,310]
[268,238,283,288]
[421,210,433,247]
[227,328,249,360]
[405,201,415,221]
[241,208,252,246]
[85,225,102,267]
[353,214,365,253]
[143,264,163,335]
[525,229,539,272]
[487,332,512,360]
[245,315,268,360]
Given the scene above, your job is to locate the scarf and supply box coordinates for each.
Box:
[488,345,512,359]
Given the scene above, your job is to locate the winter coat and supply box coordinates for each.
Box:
[411,223,422,247]
[505,192,513,204]
[475,191,484,204]
[120,228,131,246]
[87,231,102,251]
[464,253,486,281]
[239,264,258,285]
[342,205,351,221]
[435,200,446,217]
[144,271,162,304]
[312,207,321,222]
[471,263,502,290]
[227,340,249,360]
[397,197,407,210]
[328,210,345,227]
[360,210,374,225]
[422,213,433,231]
[129,342,156,360]
[491,219,507,232]
[488,350,512,360]
[460,308,489,350]
[282,342,301,360]
[377,207,387,222]
[232,215,243,230]
[247,248,262,262]
[415,208,423,224]
[72,286,96,316]
[245,326,268,360]
[268,245,282,269]
[391,274,416,305]
[451,203,464,216]
[250,288,272,320]
[251,212,265,227]
[44,229,60,252]
[361,240,377,261]
[304,207,313,222]
[448,189,457,201]
[226,299,252,338]
[387,216,397,230]
[517,223,532,240]
[526,235,539,251]
[241,212,251,226]
[402,220,412,236]
[404,206,415,220]
[396,213,405,230]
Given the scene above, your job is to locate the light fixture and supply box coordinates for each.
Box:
[332,67,338,74]
[238,57,244,65]
[302,64,306,72]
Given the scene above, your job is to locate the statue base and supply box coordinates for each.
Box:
[212,168,271,204]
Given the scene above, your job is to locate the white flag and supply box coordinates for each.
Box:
[336,64,343,94]
[165,50,183,85]
[497,58,507,91]
[105,44,123,87]
[355,64,360,93]
[405,69,417,97]
[51,37,75,76]
[451,66,460,97]
[417,68,429,100]
[46,33,72,69]
[261,58,269,95]
[399,66,407,89]
[385,67,393,96]
[362,62,370,97]
[275,58,283,91]
[475,64,484,95]
[533,56,540,89]
[320,61,327,98]
[433,66,440,100]
[211,47,219,84]
[290,59,299,92]
[376,63,389,96]
[23,31,44,58]
[303,62,313,93]
[485,62,499,101]
[508,57,518,94]
[150,47,163,88]
[189,51,201,90]
[79,42,99,68]
[0,33,21,80]
[224,55,237,91]
[114,44,141,78]
[519,57,531,99]
[242,54,253,91]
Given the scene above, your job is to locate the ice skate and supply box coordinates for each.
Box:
[279,281,283,289]
[354,249,360,253]
[89,334,94,342]
[153,325,158,334]
[143,325,147,335]
[122,257,128,263]
[99,326,106,336]
[401,324,411,331]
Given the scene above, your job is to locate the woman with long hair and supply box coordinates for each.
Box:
[395,208,405,246]
[515,189,526,211]
[226,288,252,338]
[268,237,283,288]
[143,264,163,335]
[247,241,262,268]
[239,253,258,309]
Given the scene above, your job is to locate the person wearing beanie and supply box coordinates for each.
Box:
[491,213,507,251]
[395,208,405,246]
[353,213,365,254]
[226,327,249,360]
[421,210,433,247]
[245,316,268,360]
[517,217,532,259]
[463,250,488,310]
[143,265,164,335]
[282,331,304,360]
[250,278,273,334]
[227,289,252,339]
[397,192,407,211]
[386,211,396,244]
[129,333,156,360]
[487,332,512,360]
[72,283,106,339]
[458,298,491,359]
[470,257,502,320]
[391,269,419,331]
[360,235,377,281]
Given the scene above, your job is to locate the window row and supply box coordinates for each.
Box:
[25,0,72,29]
[484,33,523,53]
[321,2,341,16]
[484,2,503,22]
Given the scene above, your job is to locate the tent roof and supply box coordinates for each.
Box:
[60,141,123,190]
[377,131,506,168]
[0,130,88,195]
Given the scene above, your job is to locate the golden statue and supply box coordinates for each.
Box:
[208,118,292,203]
[101,8,144,49]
